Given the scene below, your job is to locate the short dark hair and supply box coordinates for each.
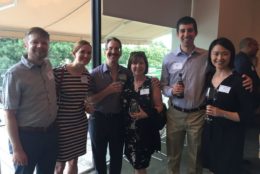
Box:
[176,16,198,34]
[105,37,122,52]
[208,37,236,69]
[127,51,149,74]
[239,37,257,50]
[25,27,50,40]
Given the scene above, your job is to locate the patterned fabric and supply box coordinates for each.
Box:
[54,65,90,162]
[122,76,160,169]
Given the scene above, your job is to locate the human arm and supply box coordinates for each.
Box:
[241,74,253,92]
[206,76,253,123]
[161,61,174,97]
[131,77,164,119]
[151,77,160,89]
[206,105,240,122]
[4,110,28,166]
[129,107,148,120]
[89,81,123,104]
[152,77,163,113]
[234,56,253,91]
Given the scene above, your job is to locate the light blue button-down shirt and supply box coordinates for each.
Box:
[161,47,208,109]
[2,56,57,127]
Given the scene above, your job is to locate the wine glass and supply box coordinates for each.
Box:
[129,99,140,129]
[205,87,216,122]
[118,73,127,85]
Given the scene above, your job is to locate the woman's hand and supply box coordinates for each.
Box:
[206,105,222,117]
[206,105,240,122]
[129,106,148,120]
[84,99,95,114]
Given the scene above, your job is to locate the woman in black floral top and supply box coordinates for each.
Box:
[122,51,163,174]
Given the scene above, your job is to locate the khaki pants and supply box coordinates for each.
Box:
[166,106,205,174]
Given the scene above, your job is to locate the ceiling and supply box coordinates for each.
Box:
[0,0,172,44]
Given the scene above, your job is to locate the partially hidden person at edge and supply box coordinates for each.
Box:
[235,37,260,113]
[122,51,164,174]
[160,16,253,174]
[88,37,132,174]
[54,40,92,174]
[201,37,253,174]
[2,27,58,174]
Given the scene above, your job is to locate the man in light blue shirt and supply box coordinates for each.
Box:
[89,37,132,174]
[161,16,207,174]
[2,27,57,174]
[161,16,253,174]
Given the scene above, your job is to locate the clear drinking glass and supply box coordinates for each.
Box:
[205,87,216,122]
[129,99,140,129]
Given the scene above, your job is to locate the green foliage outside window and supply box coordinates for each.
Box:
[0,38,169,86]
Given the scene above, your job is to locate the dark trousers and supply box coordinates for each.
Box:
[9,126,58,174]
[89,111,124,174]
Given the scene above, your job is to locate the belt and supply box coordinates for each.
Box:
[173,105,205,113]
[19,122,55,133]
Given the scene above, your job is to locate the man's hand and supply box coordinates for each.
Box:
[242,74,253,92]
[107,82,123,94]
[13,148,28,166]
[171,84,184,96]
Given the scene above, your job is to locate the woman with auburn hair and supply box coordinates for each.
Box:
[54,40,92,174]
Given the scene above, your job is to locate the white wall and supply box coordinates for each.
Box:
[218,0,255,51]
[103,0,191,28]
[193,0,220,49]
[171,0,220,50]
[104,0,260,55]
[252,0,260,57]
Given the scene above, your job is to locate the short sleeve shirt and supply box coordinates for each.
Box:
[2,56,57,127]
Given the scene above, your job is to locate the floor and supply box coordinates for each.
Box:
[84,126,260,174]
[1,115,260,174]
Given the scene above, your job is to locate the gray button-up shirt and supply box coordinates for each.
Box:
[2,56,57,127]
[161,47,208,109]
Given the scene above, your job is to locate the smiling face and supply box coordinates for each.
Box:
[73,44,92,66]
[210,44,231,70]
[105,40,122,66]
[131,57,146,77]
[177,23,197,48]
[24,33,49,64]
